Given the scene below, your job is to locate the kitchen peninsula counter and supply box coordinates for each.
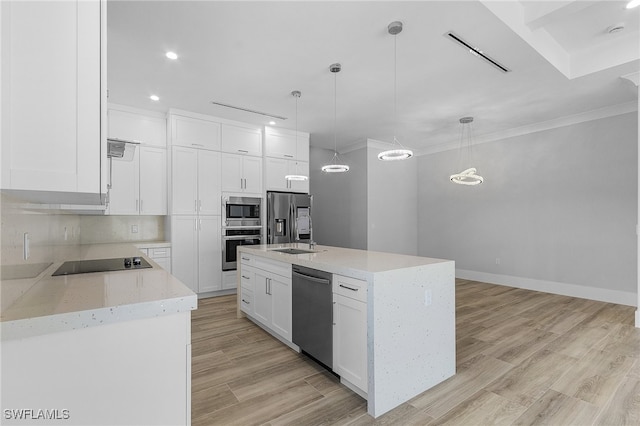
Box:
[237,243,456,418]
[1,243,195,426]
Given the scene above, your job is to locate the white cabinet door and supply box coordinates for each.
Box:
[264,128,297,159]
[221,124,262,157]
[108,108,166,147]
[265,157,289,191]
[288,161,309,193]
[197,216,222,293]
[252,270,272,326]
[221,153,244,193]
[171,115,221,151]
[197,151,221,216]
[333,293,368,393]
[108,150,140,215]
[242,156,263,194]
[171,147,198,215]
[270,275,292,341]
[139,147,167,215]
[2,0,103,195]
[170,216,198,293]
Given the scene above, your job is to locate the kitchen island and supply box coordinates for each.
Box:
[1,243,196,426]
[237,243,455,418]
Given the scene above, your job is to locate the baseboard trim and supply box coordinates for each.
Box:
[635,310,640,328]
[456,269,637,307]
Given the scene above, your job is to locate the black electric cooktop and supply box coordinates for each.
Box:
[52,257,152,276]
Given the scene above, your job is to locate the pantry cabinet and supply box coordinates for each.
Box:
[170,215,221,293]
[1,0,106,198]
[171,147,221,216]
[108,146,167,215]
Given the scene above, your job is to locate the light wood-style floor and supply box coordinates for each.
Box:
[191,279,640,425]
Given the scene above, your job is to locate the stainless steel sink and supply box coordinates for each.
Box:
[271,248,317,255]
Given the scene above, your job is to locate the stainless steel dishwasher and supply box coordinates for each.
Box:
[292,264,333,368]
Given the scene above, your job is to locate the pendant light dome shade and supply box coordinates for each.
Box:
[285,90,308,182]
[322,63,349,173]
[378,21,413,162]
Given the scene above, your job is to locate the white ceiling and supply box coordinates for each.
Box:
[107,1,639,154]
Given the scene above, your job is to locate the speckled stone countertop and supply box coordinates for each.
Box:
[0,243,196,340]
[239,243,449,281]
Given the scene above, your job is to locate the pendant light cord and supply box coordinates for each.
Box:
[394,33,397,144]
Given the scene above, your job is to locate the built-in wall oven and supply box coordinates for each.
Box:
[222,196,262,271]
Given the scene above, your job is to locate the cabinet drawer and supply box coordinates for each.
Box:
[149,247,171,258]
[253,256,291,279]
[240,268,254,291]
[333,275,367,303]
[239,253,254,266]
[240,288,253,315]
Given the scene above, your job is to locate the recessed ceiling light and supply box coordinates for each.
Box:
[150,95,160,101]
[626,0,640,9]
[165,51,178,60]
[269,121,276,125]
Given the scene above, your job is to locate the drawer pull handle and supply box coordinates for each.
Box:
[339,284,359,292]
[242,299,250,304]
[241,257,250,261]
[242,275,250,280]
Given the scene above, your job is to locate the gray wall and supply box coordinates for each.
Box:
[417,112,638,294]
[366,146,418,255]
[310,143,418,255]
[309,146,367,249]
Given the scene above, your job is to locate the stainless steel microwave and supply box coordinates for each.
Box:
[222,196,261,227]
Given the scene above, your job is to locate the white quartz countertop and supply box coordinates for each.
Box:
[239,243,450,280]
[0,243,196,340]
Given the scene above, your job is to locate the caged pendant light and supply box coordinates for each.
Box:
[285,90,309,182]
[450,116,484,186]
[378,21,413,161]
[321,63,349,173]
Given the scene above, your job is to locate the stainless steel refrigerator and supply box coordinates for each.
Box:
[266,191,313,244]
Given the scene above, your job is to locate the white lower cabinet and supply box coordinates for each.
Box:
[138,245,172,273]
[240,255,292,342]
[333,275,368,393]
[170,215,221,294]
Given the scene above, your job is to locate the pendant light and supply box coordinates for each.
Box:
[322,63,349,173]
[450,116,484,186]
[285,90,308,181]
[378,21,413,161]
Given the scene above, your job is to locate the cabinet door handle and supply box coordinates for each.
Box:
[191,143,204,147]
[194,200,198,213]
[284,154,294,158]
[194,219,198,232]
[242,275,250,280]
[332,301,336,325]
[136,199,139,212]
[198,219,202,230]
[339,284,359,292]
[242,298,250,305]
[198,199,202,212]
[238,149,248,153]
[140,199,143,213]
[241,256,250,261]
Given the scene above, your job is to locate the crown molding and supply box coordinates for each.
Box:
[416,101,639,156]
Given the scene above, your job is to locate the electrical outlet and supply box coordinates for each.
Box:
[424,289,432,306]
[23,232,30,260]
[131,225,139,234]
[495,258,501,265]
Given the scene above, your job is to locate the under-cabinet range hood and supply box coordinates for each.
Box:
[107,138,139,161]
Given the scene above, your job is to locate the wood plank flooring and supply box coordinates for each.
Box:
[191,279,639,425]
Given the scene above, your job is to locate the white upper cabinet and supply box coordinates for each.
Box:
[265,158,309,193]
[1,0,106,198]
[108,146,167,215]
[221,124,262,157]
[108,105,167,147]
[264,127,309,162]
[170,114,221,151]
[221,154,262,195]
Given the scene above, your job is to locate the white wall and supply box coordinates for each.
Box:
[417,112,638,304]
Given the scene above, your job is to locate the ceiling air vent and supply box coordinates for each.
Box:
[210,101,288,120]
[445,31,511,73]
